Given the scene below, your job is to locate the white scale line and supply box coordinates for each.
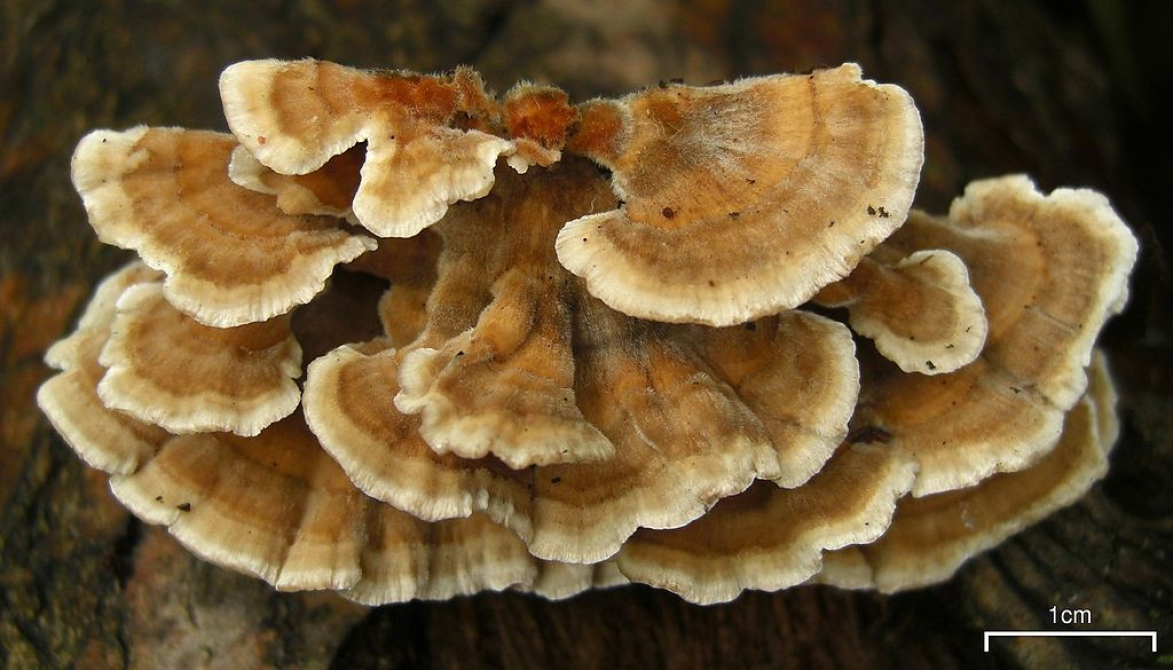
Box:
[983,631,1157,653]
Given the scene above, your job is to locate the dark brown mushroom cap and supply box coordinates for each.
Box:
[818,351,1118,593]
[850,176,1137,496]
[71,127,375,327]
[556,63,924,326]
[219,59,515,238]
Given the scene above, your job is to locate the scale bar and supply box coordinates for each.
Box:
[983,631,1157,653]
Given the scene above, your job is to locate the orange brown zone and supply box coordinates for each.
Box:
[564,100,625,163]
[412,159,615,348]
[504,86,578,150]
[855,357,1054,468]
[327,345,532,490]
[272,62,500,140]
[821,257,963,340]
[125,130,354,284]
[142,417,362,536]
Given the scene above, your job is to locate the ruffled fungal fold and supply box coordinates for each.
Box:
[850,176,1137,496]
[229,144,364,219]
[39,275,552,601]
[71,127,375,327]
[38,263,169,474]
[97,282,302,436]
[819,352,1118,592]
[220,60,515,237]
[557,63,925,326]
[393,162,619,467]
[43,58,1140,605]
[304,159,860,563]
[616,442,916,604]
[814,248,987,375]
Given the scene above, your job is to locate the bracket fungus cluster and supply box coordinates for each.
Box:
[40,59,1137,605]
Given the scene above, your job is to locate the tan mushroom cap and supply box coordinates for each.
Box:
[219,59,515,238]
[818,351,1119,593]
[615,442,916,604]
[814,248,987,375]
[229,143,363,220]
[97,282,302,436]
[852,176,1137,495]
[38,262,168,474]
[556,63,924,326]
[71,127,375,327]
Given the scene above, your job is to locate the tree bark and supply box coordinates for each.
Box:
[1,1,1169,668]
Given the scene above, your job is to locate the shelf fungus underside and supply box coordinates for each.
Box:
[39,59,1138,605]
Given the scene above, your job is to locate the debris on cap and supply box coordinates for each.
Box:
[814,248,987,375]
[42,59,1141,604]
[556,63,925,326]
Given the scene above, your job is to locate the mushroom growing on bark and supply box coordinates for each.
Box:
[39,58,1137,604]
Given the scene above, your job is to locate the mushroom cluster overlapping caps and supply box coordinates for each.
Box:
[39,60,1138,604]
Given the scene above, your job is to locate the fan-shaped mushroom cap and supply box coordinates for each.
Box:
[614,442,916,604]
[97,282,302,436]
[850,176,1137,495]
[38,262,168,474]
[229,144,363,220]
[555,63,924,326]
[219,59,515,238]
[71,127,375,327]
[818,351,1118,593]
[814,248,987,374]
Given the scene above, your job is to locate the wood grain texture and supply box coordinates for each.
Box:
[1,1,1169,668]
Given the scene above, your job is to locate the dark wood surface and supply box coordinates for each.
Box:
[1,1,1170,668]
